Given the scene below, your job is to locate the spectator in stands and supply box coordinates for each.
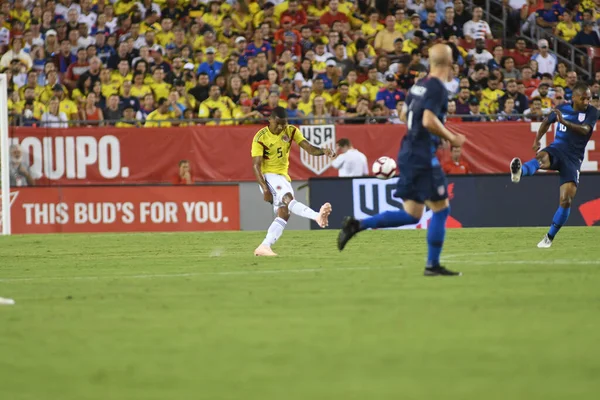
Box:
[41,96,69,128]
[145,97,177,127]
[285,93,304,125]
[104,94,123,124]
[453,0,472,31]
[556,10,580,42]
[553,87,566,106]
[376,73,405,113]
[19,101,39,127]
[497,98,521,121]
[529,59,541,79]
[115,105,139,128]
[402,30,424,55]
[80,92,104,126]
[463,6,492,41]
[64,47,89,90]
[331,138,368,177]
[198,85,234,124]
[463,97,488,121]
[9,144,35,187]
[591,94,600,110]
[298,85,313,116]
[446,99,462,122]
[499,79,529,114]
[553,62,568,87]
[531,81,553,108]
[564,70,578,101]
[442,146,471,175]
[524,96,552,122]
[469,63,488,89]
[521,65,540,98]
[571,21,600,47]
[197,47,222,83]
[0,37,33,69]
[455,86,471,115]
[535,0,559,29]
[308,95,333,124]
[374,15,403,54]
[501,56,521,81]
[137,93,155,122]
[421,10,441,37]
[332,43,354,78]
[441,6,462,39]
[54,84,79,122]
[362,8,384,41]
[468,39,493,65]
[509,37,532,68]
[320,0,350,33]
[481,77,504,115]
[174,160,193,185]
[488,45,504,71]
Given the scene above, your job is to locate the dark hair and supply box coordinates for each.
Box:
[573,82,590,95]
[300,58,313,80]
[271,106,287,119]
[337,138,351,147]
[157,97,168,106]
[178,159,189,167]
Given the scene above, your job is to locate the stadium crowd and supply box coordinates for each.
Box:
[1,0,600,128]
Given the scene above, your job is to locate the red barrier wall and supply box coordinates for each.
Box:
[9,123,600,185]
[3,186,240,234]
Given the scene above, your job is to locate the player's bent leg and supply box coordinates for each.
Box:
[283,193,332,228]
[539,182,576,248]
[513,152,551,183]
[423,199,461,276]
[337,200,423,252]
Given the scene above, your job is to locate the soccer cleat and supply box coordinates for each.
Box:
[537,234,553,248]
[316,202,332,228]
[254,245,278,256]
[510,157,522,183]
[337,216,361,251]
[424,266,462,276]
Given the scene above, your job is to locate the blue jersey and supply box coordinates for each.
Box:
[399,76,448,169]
[547,103,598,161]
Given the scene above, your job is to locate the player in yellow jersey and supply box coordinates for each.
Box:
[251,107,335,256]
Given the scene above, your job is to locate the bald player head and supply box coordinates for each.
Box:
[428,43,453,68]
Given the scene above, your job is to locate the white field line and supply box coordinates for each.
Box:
[1,258,599,284]
[0,266,405,283]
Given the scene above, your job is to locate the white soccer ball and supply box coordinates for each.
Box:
[372,156,397,179]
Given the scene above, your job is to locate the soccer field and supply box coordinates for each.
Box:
[1,228,599,400]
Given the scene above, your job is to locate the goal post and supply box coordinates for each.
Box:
[0,73,11,235]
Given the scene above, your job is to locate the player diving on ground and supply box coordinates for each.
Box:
[510,82,598,248]
[337,44,466,276]
[251,107,336,256]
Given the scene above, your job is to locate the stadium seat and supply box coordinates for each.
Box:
[587,47,600,73]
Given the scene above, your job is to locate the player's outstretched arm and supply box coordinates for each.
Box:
[252,156,273,204]
[299,140,337,158]
[423,110,465,147]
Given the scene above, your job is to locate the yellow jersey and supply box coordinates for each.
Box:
[298,99,312,116]
[556,22,580,42]
[362,22,384,37]
[198,96,235,124]
[251,125,306,181]
[156,31,175,47]
[131,84,153,99]
[111,71,133,87]
[363,81,384,102]
[59,99,79,119]
[332,93,357,111]
[144,110,175,127]
[116,121,139,128]
[14,100,46,119]
[480,88,505,115]
[309,91,333,104]
[150,81,172,101]
[101,82,121,98]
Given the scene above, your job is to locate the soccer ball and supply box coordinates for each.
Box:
[372,157,397,179]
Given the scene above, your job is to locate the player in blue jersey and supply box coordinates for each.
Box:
[337,44,466,276]
[510,82,598,248]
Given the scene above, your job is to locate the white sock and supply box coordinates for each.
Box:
[261,217,287,247]
[287,199,319,221]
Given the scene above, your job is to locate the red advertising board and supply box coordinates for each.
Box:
[3,186,240,234]
[8,123,600,184]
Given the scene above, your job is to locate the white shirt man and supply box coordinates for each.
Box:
[531,39,557,74]
[332,141,368,177]
[463,7,492,40]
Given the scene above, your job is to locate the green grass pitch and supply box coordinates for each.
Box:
[1,227,600,400]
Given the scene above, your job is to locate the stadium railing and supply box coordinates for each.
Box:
[8,114,543,127]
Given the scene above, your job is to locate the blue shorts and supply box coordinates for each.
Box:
[395,166,448,203]
[542,146,581,186]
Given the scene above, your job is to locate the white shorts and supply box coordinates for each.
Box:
[260,173,294,213]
